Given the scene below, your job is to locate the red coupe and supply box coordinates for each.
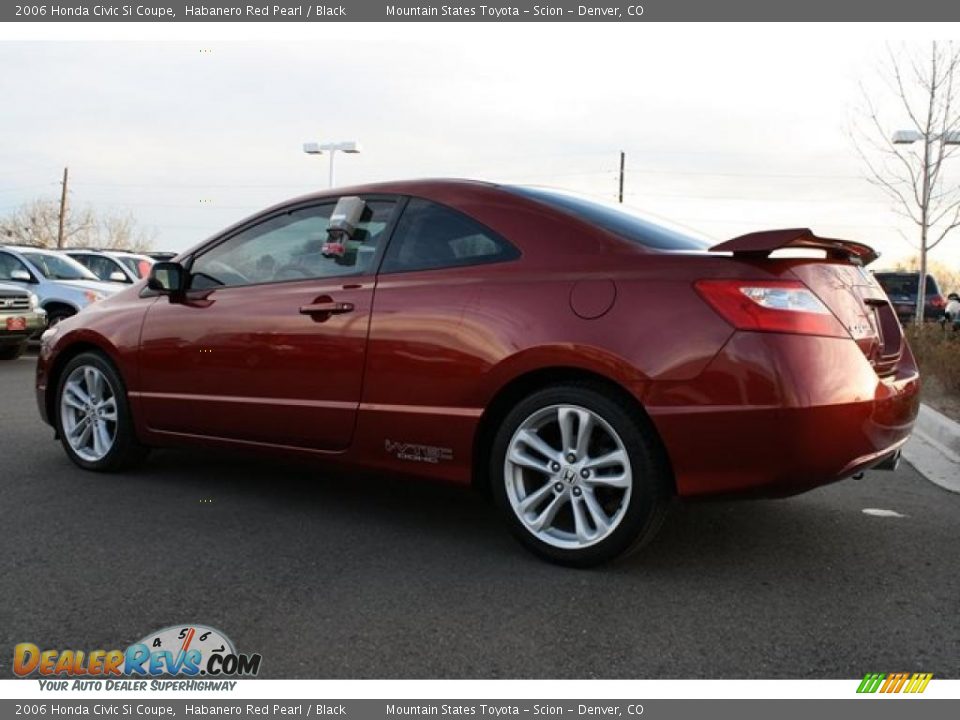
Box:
[36,180,920,565]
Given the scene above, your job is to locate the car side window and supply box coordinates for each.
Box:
[380,198,519,274]
[0,251,31,281]
[75,254,119,281]
[189,199,395,290]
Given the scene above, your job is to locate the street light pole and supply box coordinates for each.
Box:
[302,140,362,189]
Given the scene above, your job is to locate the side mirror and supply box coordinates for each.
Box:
[108,271,128,283]
[10,269,33,283]
[147,261,186,299]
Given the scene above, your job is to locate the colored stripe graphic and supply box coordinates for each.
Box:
[857,672,932,693]
[905,673,933,693]
[857,673,885,693]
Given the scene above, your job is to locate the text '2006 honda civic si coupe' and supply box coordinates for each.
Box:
[36,180,920,566]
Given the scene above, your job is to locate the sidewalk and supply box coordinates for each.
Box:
[903,403,960,494]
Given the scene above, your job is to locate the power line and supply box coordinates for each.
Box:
[623,190,892,205]
[623,167,865,180]
[0,183,57,194]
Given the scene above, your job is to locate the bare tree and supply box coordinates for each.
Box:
[853,41,960,323]
[0,198,155,252]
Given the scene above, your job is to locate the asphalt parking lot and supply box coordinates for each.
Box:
[1,353,958,679]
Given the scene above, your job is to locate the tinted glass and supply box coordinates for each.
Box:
[21,252,98,281]
[508,185,710,251]
[74,254,127,282]
[0,251,32,281]
[116,255,152,279]
[381,198,519,273]
[874,273,937,296]
[190,199,395,289]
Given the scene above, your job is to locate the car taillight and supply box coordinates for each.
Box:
[694,279,849,338]
[930,294,946,309]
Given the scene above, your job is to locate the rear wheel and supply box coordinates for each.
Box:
[56,352,149,471]
[490,384,670,567]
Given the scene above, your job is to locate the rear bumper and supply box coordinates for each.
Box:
[646,331,920,498]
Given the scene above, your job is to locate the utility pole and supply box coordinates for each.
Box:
[57,166,69,249]
[618,151,625,204]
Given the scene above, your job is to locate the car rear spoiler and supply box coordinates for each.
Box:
[710,228,878,266]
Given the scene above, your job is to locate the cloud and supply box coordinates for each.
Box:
[0,26,956,268]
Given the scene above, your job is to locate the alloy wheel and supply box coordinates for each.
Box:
[504,404,633,550]
[60,365,118,463]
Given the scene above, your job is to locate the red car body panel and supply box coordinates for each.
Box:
[36,179,920,498]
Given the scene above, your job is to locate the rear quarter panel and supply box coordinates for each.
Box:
[352,252,738,484]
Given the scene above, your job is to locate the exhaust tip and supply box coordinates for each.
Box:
[874,450,902,472]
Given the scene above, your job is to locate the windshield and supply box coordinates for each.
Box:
[507,185,711,251]
[21,252,99,281]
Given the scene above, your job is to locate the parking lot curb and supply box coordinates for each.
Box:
[903,403,960,494]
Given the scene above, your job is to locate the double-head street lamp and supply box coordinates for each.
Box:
[303,140,362,188]
[891,129,960,145]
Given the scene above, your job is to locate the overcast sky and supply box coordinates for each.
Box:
[1,24,958,267]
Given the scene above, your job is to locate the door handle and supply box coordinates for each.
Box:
[299,301,354,315]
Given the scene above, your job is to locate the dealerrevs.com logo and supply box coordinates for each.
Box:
[857,672,933,694]
[14,624,261,687]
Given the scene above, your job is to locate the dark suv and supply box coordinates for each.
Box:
[873,271,947,323]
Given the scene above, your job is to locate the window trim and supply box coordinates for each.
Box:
[376,196,521,276]
[0,251,38,283]
[181,194,407,292]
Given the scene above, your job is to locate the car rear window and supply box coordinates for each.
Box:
[874,273,937,296]
[507,185,710,251]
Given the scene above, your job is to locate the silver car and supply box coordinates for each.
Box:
[64,249,155,285]
[0,245,121,326]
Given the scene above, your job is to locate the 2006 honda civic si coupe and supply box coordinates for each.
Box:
[36,180,920,566]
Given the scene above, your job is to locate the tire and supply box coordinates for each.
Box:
[55,351,149,472]
[0,342,25,360]
[490,383,671,567]
[46,307,75,327]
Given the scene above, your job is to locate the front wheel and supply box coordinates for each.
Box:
[46,307,75,327]
[56,351,149,471]
[490,384,671,567]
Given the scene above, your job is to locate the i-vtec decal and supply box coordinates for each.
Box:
[385,439,453,464]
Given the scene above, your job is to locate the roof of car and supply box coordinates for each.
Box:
[1,244,59,255]
[873,271,936,278]
[175,179,516,255]
[63,248,147,256]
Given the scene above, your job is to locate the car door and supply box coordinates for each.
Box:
[357,198,521,477]
[137,196,399,451]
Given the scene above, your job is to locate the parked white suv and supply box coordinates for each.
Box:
[64,249,154,284]
[0,245,122,326]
